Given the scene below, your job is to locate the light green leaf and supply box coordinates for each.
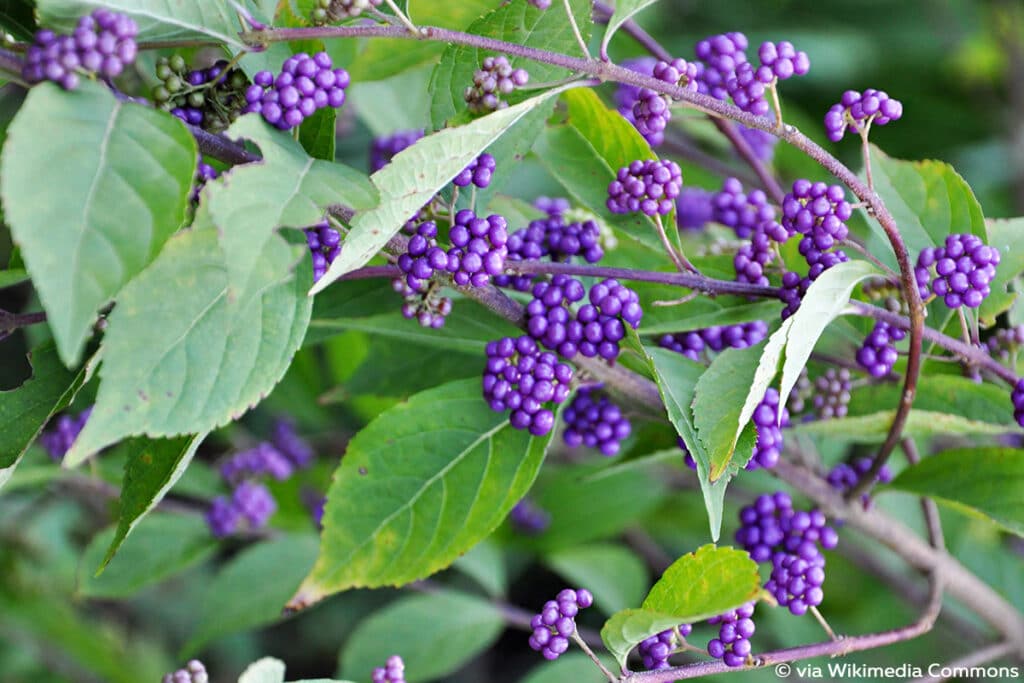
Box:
[600,609,690,671]
[519,653,614,683]
[184,534,320,654]
[239,658,286,683]
[100,434,207,570]
[1,81,195,364]
[38,0,251,48]
[311,86,577,293]
[980,217,1024,324]
[453,540,507,598]
[77,514,216,598]
[0,343,87,490]
[887,447,1024,537]
[846,374,1015,424]
[791,410,1013,442]
[299,106,337,162]
[544,543,648,616]
[600,1,659,59]
[65,229,313,465]
[289,378,553,609]
[339,591,504,683]
[0,269,29,289]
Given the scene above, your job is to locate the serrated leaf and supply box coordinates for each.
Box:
[1,81,195,365]
[791,410,1013,442]
[846,374,1015,424]
[544,543,649,616]
[0,343,87,490]
[100,434,207,570]
[289,378,553,609]
[38,0,251,48]
[299,107,337,161]
[600,609,690,670]
[184,534,320,655]
[428,0,591,128]
[239,658,286,683]
[77,514,216,598]
[980,217,1024,323]
[311,86,575,292]
[205,115,375,296]
[600,1,659,59]
[339,591,504,683]
[887,447,1024,537]
[865,144,986,268]
[65,229,313,465]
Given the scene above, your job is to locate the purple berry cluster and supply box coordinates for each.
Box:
[509,498,550,535]
[244,52,349,131]
[780,248,850,320]
[162,660,208,683]
[824,89,903,142]
[787,367,812,415]
[915,234,1000,309]
[482,336,573,436]
[394,277,453,329]
[734,229,774,286]
[562,386,632,456]
[725,62,769,116]
[370,129,424,172]
[465,55,529,113]
[219,442,295,482]
[738,125,778,162]
[782,179,852,252]
[756,41,811,82]
[676,187,714,230]
[707,603,755,667]
[155,57,250,132]
[638,624,691,670]
[495,212,603,291]
[813,368,851,419]
[527,0,552,9]
[987,324,1024,363]
[694,33,749,101]
[735,492,839,563]
[1012,379,1024,428]
[658,321,769,362]
[39,407,92,461]
[528,588,594,660]
[23,10,139,90]
[607,159,683,216]
[397,221,448,293]
[748,388,788,470]
[712,178,776,239]
[615,58,662,146]
[631,58,700,141]
[447,210,509,287]
[306,219,342,283]
[577,279,644,360]
[827,456,893,508]
[765,551,826,616]
[856,321,905,377]
[525,275,586,356]
[206,480,277,538]
[453,153,496,188]
[371,655,406,683]
[312,0,383,24]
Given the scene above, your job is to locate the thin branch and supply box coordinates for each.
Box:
[572,631,617,682]
[0,309,48,339]
[563,0,592,58]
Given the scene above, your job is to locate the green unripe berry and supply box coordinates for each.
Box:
[165,75,183,92]
[188,92,205,108]
[155,63,172,81]
[169,55,186,72]
[153,85,171,103]
[312,8,328,23]
[229,72,247,90]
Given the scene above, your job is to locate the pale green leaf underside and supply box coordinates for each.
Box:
[238,658,286,683]
[65,229,312,465]
[1,81,195,364]
[290,378,552,609]
[600,609,689,669]
[600,0,659,58]
[544,543,648,616]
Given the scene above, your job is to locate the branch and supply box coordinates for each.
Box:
[0,309,47,340]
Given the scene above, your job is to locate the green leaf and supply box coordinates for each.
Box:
[0,343,87,489]
[846,374,1015,424]
[339,591,504,683]
[1,81,196,365]
[544,543,648,616]
[77,514,217,598]
[239,658,286,683]
[311,85,577,293]
[299,107,337,161]
[100,434,207,570]
[866,145,986,267]
[183,534,320,654]
[601,545,761,668]
[0,0,35,41]
[427,0,591,128]
[65,229,313,465]
[887,447,1024,537]
[0,268,29,289]
[791,410,1013,442]
[980,217,1024,323]
[599,1,659,59]
[38,0,251,48]
[205,115,376,296]
[520,654,613,683]
[289,378,553,609]
[452,540,507,598]
[638,296,780,336]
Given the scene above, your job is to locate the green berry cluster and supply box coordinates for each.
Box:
[152,56,250,133]
[311,0,383,26]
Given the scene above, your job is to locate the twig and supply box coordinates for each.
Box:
[563,0,592,58]
[653,214,697,273]
[572,631,617,682]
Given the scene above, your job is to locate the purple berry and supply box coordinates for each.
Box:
[824,88,903,142]
[856,321,905,378]
[465,55,528,113]
[371,655,406,683]
[812,368,851,419]
[915,234,1000,309]
[162,660,209,683]
[528,589,593,660]
[562,385,632,456]
[39,407,92,461]
[483,336,574,436]
[370,129,424,172]
[712,178,776,239]
[509,498,550,535]
[607,159,683,217]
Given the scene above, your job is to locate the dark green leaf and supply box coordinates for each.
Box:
[846,374,1014,424]
[980,217,1024,324]
[0,268,29,289]
[0,0,35,41]
[452,540,507,598]
[544,543,649,616]
[299,107,337,161]
[791,410,1012,442]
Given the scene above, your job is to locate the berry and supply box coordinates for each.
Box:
[192,157,219,203]
[678,436,698,470]
[676,187,714,230]
[534,196,571,216]
[712,178,775,239]
[658,322,768,362]
[162,660,209,683]
[205,497,240,538]
[453,153,497,188]
[824,88,903,142]
[734,227,774,286]
[787,367,812,415]
[615,58,662,145]
[707,603,755,668]
[312,0,383,24]
[562,386,632,456]
[737,125,778,162]
[397,221,450,293]
[694,32,749,101]
[394,277,453,329]
[987,325,1024,363]
[725,62,770,116]
[219,442,294,483]
[509,498,550,535]
[812,368,851,419]
[371,655,406,683]
[528,589,594,660]
[244,52,349,131]
[765,551,826,615]
[637,625,691,670]
[915,234,1000,309]
[736,492,839,564]
[23,10,139,90]
[272,418,315,468]
[446,209,509,287]
[575,279,643,360]
[528,0,553,8]
[1012,379,1024,428]
[370,129,424,172]
[756,41,811,82]
[158,58,250,132]
[305,219,342,283]
[827,456,893,508]
[856,321,905,378]
[748,388,787,470]
[630,58,700,140]
[232,480,277,528]
[525,275,587,357]
[607,159,683,216]
[39,407,92,461]
[779,270,810,320]
[465,55,529,113]
[482,336,574,436]
[494,212,603,291]
[782,179,852,251]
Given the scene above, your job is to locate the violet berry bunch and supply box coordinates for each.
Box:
[525,274,587,357]
[914,233,1000,309]
[397,221,449,293]
[465,55,529,113]
[371,655,406,683]
[370,129,424,172]
[528,588,594,660]
[747,388,788,470]
[631,58,699,141]
[244,52,350,131]
[446,209,509,287]
[813,368,852,419]
[39,407,92,461]
[707,603,756,667]
[756,41,811,83]
[765,551,826,616]
[154,57,250,132]
[694,32,749,101]
[206,480,277,538]
[162,660,208,683]
[305,219,342,283]
[856,321,905,377]
[495,212,603,290]
[828,456,894,507]
[509,498,551,535]
[311,0,383,24]
[824,89,904,142]
[453,153,497,188]
[782,179,853,251]
[712,178,776,239]
[658,321,769,362]
[607,159,683,216]
[575,279,644,361]
[23,10,139,90]
[562,385,632,456]
[638,624,692,670]
[482,335,574,436]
